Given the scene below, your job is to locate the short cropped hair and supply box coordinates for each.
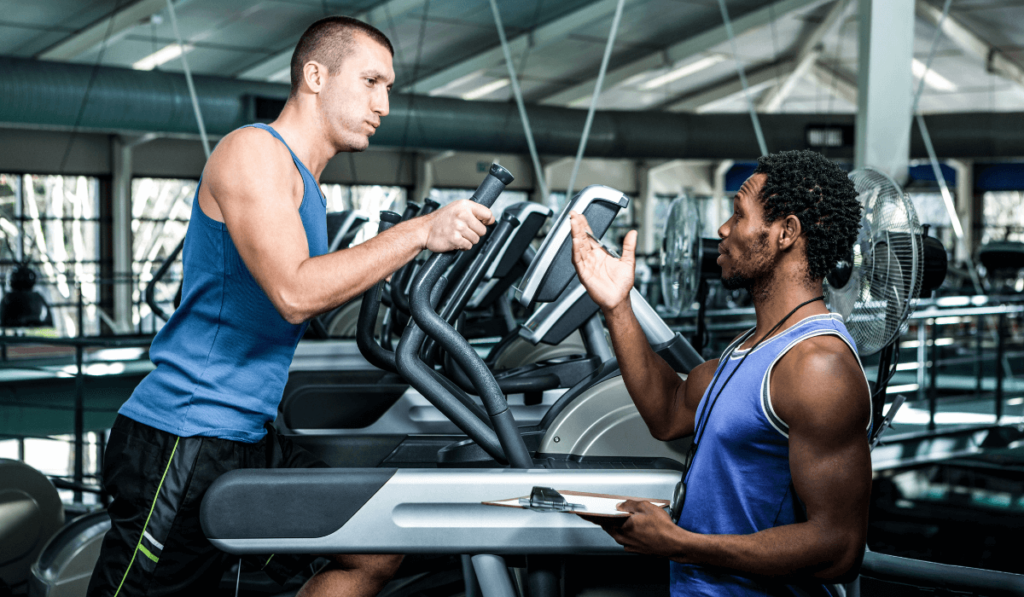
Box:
[289,16,394,97]
[753,150,862,282]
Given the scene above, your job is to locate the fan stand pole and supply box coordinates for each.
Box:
[872,342,896,438]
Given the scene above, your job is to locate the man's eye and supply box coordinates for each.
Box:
[367,78,376,85]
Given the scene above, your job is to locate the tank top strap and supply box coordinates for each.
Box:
[243,123,326,210]
[244,123,303,170]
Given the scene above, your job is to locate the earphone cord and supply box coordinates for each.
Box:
[684,295,825,474]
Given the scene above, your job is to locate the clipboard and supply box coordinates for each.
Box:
[483,486,670,518]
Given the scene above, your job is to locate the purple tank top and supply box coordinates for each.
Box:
[670,313,870,597]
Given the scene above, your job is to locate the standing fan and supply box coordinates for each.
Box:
[660,193,703,315]
[824,167,946,443]
[824,168,924,356]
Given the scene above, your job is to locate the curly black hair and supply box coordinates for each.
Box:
[753,150,861,282]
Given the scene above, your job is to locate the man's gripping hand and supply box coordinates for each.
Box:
[423,199,495,252]
[569,212,637,314]
[594,500,686,559]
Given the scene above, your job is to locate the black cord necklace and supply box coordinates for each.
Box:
[670,295,825,522]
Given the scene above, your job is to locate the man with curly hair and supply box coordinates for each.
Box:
[570,150,870,596]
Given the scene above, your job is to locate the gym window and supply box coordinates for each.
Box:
[321,184,408,246]
[0,173,102,337]
[131,178,196,333]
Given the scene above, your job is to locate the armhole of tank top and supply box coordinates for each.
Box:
[760,330,873,439]
[244,123,310,213]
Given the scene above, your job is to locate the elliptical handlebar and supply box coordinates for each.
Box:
[356,210,404,373]
[145,236,185,323]
[396,163,534,469]
[389,202,424,315]
[421,212,522,363]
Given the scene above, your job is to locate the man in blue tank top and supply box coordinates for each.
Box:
[89,16,495,597]
[570,150,871,596]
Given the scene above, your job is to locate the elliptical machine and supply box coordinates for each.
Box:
[200,165,703,597]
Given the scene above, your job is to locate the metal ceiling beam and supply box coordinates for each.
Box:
[403,0,617,95]
[37,0,168,61]
[662,58,797,112]
[916,0,1024,90]
[807,60,858,104]
[758,0,851,112]
[660,56,856,113]
[237,0,422,81]
[538,0,828,107]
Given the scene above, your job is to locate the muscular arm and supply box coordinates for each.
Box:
[609,336,872,581]
[203,128,493,324]
[569,213,716,440]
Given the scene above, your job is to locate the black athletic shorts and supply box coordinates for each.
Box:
[87,414,328,597]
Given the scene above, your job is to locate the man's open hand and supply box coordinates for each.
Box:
[569,212,637,313]
[423,199,494,252]
[600,499,685,558]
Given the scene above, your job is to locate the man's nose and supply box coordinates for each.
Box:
[374,91,390,117]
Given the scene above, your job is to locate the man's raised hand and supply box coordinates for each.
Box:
[569,211,637,314]
[423,199,495,252]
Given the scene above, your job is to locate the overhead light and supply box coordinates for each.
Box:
[132,43,193,71]
[461,78,510,101]
[640,55,726,90]
[267,68,291,83]
[911,58,956,92]
[429,69,487,96]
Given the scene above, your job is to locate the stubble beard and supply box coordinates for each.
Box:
[721,229,776,305]
[317,93,368,154]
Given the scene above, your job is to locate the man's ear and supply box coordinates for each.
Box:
[778,214,803,251]
[302,61,327,94]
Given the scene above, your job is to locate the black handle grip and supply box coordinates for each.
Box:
[470,163,514,209]
[419,198,441,216]
[355,211,405,372]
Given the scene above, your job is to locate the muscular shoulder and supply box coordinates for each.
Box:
[770,335,870,435]
[204,127,300,203]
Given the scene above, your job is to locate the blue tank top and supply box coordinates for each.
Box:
[670,313,870,597]
[120,124,329,443]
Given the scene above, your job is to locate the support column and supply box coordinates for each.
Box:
[111,137,133,334]
[713,160,734,231]
[636,162,654,255]
[855,0,915,183]
[412,151,453,204]
[949,159,974,262]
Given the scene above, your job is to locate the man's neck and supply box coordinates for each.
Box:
[267,102,338,180]
[747,278,827,347]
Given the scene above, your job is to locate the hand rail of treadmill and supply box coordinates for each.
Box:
[860,551,1024,595]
